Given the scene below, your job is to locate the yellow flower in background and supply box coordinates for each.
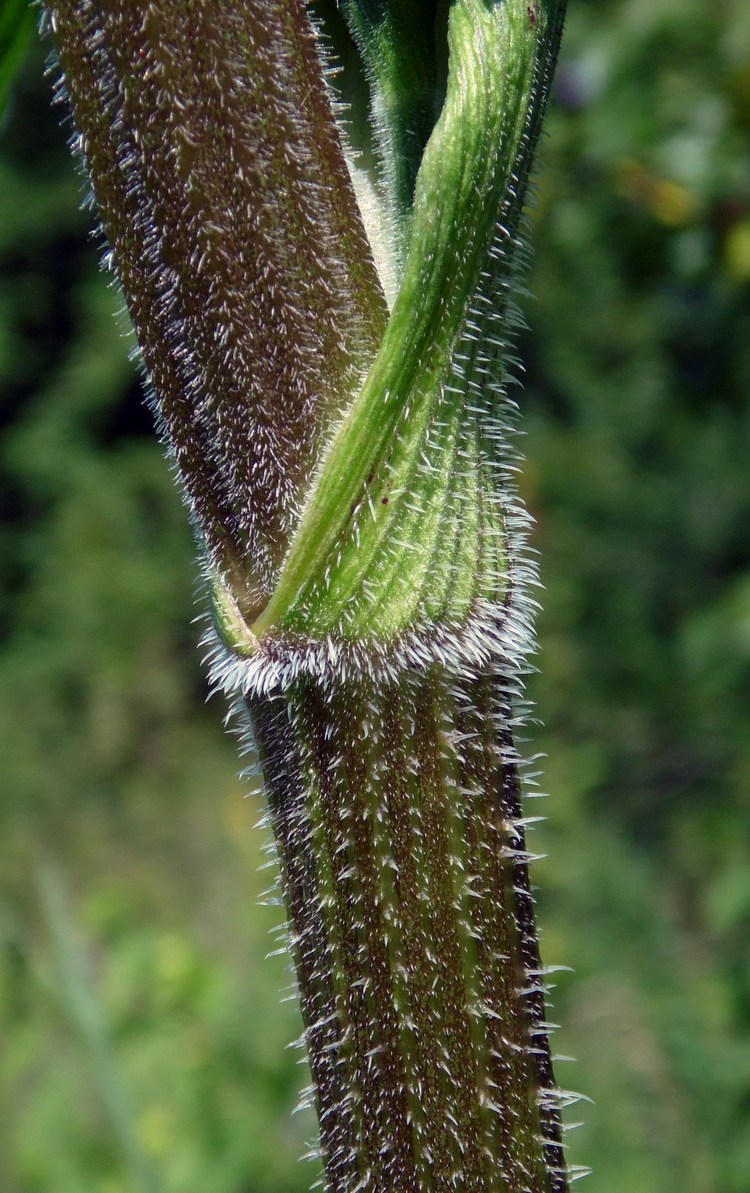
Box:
[725,219,750,282]
[616,158,700,227]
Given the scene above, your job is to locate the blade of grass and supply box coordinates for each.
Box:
[35,863,163,1193]
[0,0,36,120]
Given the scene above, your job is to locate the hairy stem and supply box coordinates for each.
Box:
[47,0,386,612]
[45,0,572,1188]
[251,666,568,1193]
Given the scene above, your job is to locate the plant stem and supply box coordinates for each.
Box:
[250,664,567,1192]
[46,0,386,613]
[45,0,572,1187]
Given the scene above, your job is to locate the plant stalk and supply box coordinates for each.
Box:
[250,664,567,1192]
[44,0,572,1187]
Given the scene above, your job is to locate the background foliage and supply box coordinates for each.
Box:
[1,1,749,1189]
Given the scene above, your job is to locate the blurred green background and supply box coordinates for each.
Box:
[2,1,749,1190]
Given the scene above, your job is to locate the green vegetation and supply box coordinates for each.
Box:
[1,1,749,1190]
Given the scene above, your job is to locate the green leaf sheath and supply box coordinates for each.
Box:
[0,0,36,120]
[249,0,566,649]
[46,0,387,618]
[252,668,568,1193]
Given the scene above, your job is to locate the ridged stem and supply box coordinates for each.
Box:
[250,664,568,1193]
[46,0,387,609]
[45,2,571,1186]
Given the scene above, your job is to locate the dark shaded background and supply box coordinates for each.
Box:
[2,2,749,1189]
